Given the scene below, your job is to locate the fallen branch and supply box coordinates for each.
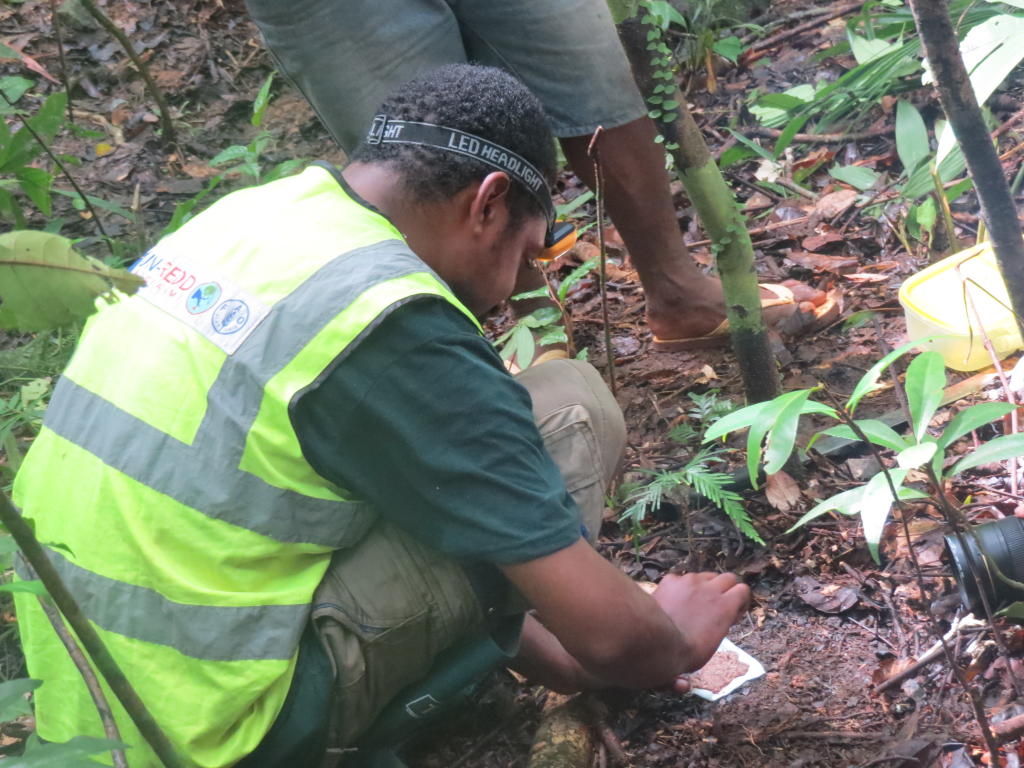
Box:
[741,125,895,144]
[38,598,127,768]
[0,490,185,768]
[526,694,595,768]
[747,2,869,53]
[686,216,810,249]
[77,0,176,148]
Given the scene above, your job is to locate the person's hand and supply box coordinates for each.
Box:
[651,572,749,673]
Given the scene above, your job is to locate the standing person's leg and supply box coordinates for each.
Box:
[244,0,468,153]
[455,0,822,343]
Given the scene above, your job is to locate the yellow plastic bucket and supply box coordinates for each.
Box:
[898,242,1023,372]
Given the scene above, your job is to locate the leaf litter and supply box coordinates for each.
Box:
[5,0,1024,765]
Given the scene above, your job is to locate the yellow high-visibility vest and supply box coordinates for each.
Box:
[13,162,478,767]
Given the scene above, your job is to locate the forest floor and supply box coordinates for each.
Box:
[3,0,1024,766]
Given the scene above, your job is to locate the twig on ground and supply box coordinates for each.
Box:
[77,0,177,148]
[687,216,810,249]
[38,598,127,768]
[747,1,868,53]
[841,562,909,655]
[741,124,894,144]
[873,614,980,693]
[0,490,185,768]
[739,5,844,44]
[48,0,73,124]
[776,178,816,200]
[0,88,110,246]
[588,127,616,399]
[450,723,506,768]
[820,387,1001,758]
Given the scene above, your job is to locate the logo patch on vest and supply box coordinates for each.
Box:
[131,244,271,355]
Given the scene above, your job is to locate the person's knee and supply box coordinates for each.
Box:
[516,359,626,486]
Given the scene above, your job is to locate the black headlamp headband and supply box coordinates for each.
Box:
[367,114,556,229]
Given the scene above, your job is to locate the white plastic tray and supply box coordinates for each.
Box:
[689,637,766,702]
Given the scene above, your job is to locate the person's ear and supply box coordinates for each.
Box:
[469,172,512,236]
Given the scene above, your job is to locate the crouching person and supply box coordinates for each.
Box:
[12,64,749,768]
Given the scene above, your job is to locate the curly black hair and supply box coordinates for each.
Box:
[350,64,557,227]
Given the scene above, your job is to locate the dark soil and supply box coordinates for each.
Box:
[3,0,1024,766]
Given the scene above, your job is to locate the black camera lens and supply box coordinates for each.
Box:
[944,517,1024,613]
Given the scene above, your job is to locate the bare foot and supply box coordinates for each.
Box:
[645,273,827,342]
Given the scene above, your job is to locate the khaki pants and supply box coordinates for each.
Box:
[311,359,626,747]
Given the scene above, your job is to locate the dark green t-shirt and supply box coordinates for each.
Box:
[290,296,583,563]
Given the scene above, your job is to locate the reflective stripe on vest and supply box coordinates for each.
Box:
[12,164,480,768]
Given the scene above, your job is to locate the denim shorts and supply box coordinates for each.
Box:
[244,0,647,152]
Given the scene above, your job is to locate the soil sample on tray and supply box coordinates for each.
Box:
[690,649,749,694]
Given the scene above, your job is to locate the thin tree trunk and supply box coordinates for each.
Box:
[0,491,185,768]
[910,0,1024,341]
[618,18,780,403]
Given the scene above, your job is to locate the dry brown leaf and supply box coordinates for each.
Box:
[800,232,845,252]
[814,189,857,218]
[765,470,801,512]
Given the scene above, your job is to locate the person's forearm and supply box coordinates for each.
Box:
[502,541,692,689]
[510,614,607,694]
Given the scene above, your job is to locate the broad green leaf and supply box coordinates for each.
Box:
[937,402,1016,450]
[209,145,251,167]
[822,419,910,452]
[786,484,868,531]
[756,93,808,111]
[555,190,594,217]
[947,431,1024,478]
[944,177,975,202]
[829,165,880,190]
[905,351,947,442]
[848,33,897,65]
[895,99,930,176]
[607,0,641,23]
[861,469,908,563]
[514,323,534,368]
[537,327,568,346]
[0,678,41,721]
[0,76,34,115]
[15,167,52,217]
[714,37,743,64]
[252,70,276,127]
[846,340,925,415]
[7,734,130,767]
[0,536,19,556]
[904,143,965,198]
[521,307,561,328]
[1000,601,1024,619]
[511,287,549,301]
[897,441,938,469]
[262,159,305,184]
[726,128,774,161]
[764,390,813,474]
[917,197,937,238]
[0,44,19,60]
[749,84,815,128]
[50,189,132,220]
[930,14,1024,166]
[704,399,837,442]
[21,378,48,406]
[0,230,144,332]
[774,115,810,160]
[720,145,760,167]
[0,579,48,596]
[558,257,598,304]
